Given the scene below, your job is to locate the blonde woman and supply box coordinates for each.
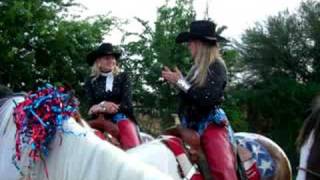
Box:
[162,20,238,179]
[84,43,140,150]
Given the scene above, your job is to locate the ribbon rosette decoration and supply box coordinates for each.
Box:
[13,83,79,176]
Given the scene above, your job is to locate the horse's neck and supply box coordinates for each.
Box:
[77,118,92,129]
[0,96,25,179]
[297,131,315,180]
[127,140,182,180]
[0,96,24,135]
[0,96,174,180]
[306,130,320,180]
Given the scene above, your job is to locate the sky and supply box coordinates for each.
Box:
[73,0,304,44]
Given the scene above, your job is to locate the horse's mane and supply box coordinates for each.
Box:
[0,85,13,98]
[297,95,320,149]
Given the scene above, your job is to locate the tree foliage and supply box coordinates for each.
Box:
[0,0,115,93]
[0,0,119,116]
[120,0,196,128]
[120,0,241,130]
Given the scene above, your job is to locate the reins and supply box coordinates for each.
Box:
[297,167,320,178]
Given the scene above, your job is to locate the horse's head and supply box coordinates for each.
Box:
[297,95,320,180]
[0,85,175,180]
[11,84,80,175]
[297,95,320,149]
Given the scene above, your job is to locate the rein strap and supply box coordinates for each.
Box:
[297,167,320,178]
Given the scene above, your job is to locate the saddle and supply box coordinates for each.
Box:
[163,126,201,164]
[161,127,204,180]
[164,126,263,180]
[88,115,121,147]
[235,135,276,180]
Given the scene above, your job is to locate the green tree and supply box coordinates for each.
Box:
[0,0,119,115]
[0,0,116,93]
[121,0,245,132]
[121,0,196,130]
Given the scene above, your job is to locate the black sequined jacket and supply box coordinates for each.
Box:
[178,59,227,128]
[84,72,135,122]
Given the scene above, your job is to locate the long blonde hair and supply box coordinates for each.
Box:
[186,42,225,87]
[90,61,120,82]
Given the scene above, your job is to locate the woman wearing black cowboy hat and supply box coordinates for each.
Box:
[162,20,239,179]
[84,42,141,150]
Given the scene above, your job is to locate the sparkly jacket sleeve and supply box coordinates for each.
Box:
[180,59,227,108]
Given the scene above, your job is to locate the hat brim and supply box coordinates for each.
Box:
[86,51,121,66]
[176,32,228,44]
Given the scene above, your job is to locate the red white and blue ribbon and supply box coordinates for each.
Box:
[13,83,79,176]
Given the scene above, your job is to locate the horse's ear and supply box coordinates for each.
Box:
[0,84,13,99]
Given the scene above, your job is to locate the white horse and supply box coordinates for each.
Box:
[296,95,320,180]
[0,95,292,180]
[0,96,173,180]
[86,107,293,180]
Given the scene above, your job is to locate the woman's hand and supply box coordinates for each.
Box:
[88,104,101,115]
[88,101,119,115]
[99,101,119,114]
[161,66,182,85]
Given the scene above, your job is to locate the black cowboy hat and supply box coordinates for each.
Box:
[176,20,228,44]
[86,43,121,66]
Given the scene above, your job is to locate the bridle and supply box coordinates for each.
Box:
[297,167,320,178]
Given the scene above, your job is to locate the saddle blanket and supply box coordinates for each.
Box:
[235,134,276,178]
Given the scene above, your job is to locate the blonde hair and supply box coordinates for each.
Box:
[187,42,225,87]
[90,61,120,82]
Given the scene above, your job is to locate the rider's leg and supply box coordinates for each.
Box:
[201,123,238,180]
[238,146,261,180]
[117,119,141,150]
[112,113,141,150]
[243,159,260,180]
